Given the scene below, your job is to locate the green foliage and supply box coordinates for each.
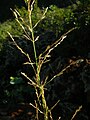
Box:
[45,5,75,33]
[0,20,23,42]
[0,1,89,46]
[10,76,24,84]
[43,2,90,33]
[72,0,90,27]
[0,7,28,50]
[0,6,41,46]
[0,74,35,103]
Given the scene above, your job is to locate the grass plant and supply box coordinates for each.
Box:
[7,0,82,119]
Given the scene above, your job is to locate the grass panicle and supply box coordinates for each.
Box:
[8,0,80,119]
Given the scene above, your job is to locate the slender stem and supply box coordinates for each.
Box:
[28,1,49,120]
[28,1,37,64]
[28,0,40,84]
[40,85,49,120]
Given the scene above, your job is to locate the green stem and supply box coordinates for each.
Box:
[40,86,49,120]
[28,1,49,120]
[28,0,40,84]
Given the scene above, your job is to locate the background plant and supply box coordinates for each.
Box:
[7,0,78,119]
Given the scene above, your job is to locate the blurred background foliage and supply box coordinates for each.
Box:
[0,0,89,46]
[0,1,90,118]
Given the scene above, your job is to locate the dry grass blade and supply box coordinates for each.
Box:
[71,105,82,120]
[42,28,76,57]
[58,117,61,120]
[29,102,43,114]
[50,100,60,111]
[7,32,27,56]
[31,0,35,12]
[12,8,32,40]
[46,58,84,84]
[49,111,53,120]
[35,100,39,120]
[21,72,39,87]
[23,62,35,65]
[35,36,40,42]
[33,7,48,29]
[7,32,36,72]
